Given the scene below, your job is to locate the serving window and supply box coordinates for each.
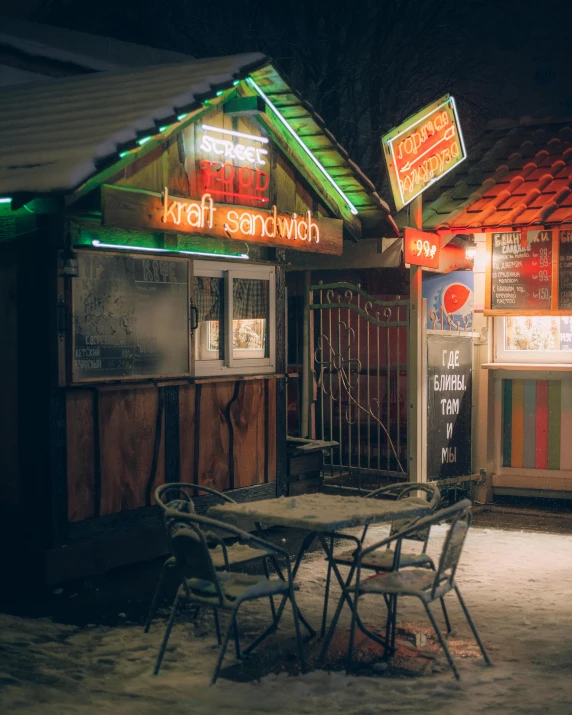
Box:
[194,261,275,376]
[494,316,572,364]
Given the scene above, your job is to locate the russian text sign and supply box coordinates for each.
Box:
[382,95,466,211]
[404,227,440,268]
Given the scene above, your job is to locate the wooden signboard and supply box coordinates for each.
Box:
[71,250,190,382]
[102,184,343,256]
[426,334,472,480]
[486,229,572,315]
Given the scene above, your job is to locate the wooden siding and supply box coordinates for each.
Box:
[0,240,18,505]
[66,378,277,522]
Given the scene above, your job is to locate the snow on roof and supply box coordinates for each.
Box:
[0,53,267,195]
[0,17,194,72]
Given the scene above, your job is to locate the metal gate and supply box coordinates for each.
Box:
[308,282,410,489]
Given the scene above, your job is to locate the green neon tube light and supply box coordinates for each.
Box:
[177,113,188,121]
[246,77,358,216]
[0,197,12,204]
[137,136,152,146]
[91,239,249,260]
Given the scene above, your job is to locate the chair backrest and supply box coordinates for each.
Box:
[167,514,226,607]
[388,484,440,544]
[431,499,472,598]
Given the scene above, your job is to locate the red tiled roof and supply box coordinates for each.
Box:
[417,119,572,232]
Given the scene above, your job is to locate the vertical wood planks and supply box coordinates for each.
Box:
[502,379,512,467]
[231,380,265,487]
[522,379,537,469]
[178,384,196,483]
[66,390,96,521]
[266,378,277,483]
[547,380,561,470]
[511,379,524,468]
[560,379,572,470]
[98,387,165,515]
[535,380,549,469]
[198,382,234,491]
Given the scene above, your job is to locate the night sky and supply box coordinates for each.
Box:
[5,0,572,186]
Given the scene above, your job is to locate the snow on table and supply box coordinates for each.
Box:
[208,493,430,532]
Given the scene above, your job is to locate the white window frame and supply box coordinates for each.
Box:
[494,316,572,364]
[194,260,276,376]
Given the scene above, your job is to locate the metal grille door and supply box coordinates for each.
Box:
[309,282,409,489]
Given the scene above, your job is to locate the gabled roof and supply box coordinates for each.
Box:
[0,53,266,196]
[0,17,193,74]
[248,65,394,222]
[416,118,572,232]
[0,54,397,236]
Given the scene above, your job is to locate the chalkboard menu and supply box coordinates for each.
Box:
[72,251,190,381]
[427,334,472,480]
[559,230,572,309]
[491,230,552,310]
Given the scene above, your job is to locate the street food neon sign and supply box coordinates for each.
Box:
[382,95,466,211]
[199,124,269,167]
[200,160,270,204]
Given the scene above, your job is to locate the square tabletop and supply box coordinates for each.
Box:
[207,493,430,533]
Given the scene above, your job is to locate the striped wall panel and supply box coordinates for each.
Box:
[502,379,572,470]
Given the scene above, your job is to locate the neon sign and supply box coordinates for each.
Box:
[404,227,440,269]
[199,124,269,167]
[382,95,466,211]
[200,160,269,204]
[161,190,320,244]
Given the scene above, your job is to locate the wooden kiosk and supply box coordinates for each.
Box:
[0,53,396,585]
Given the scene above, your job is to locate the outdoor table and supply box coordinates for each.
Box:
[208,492,431,662]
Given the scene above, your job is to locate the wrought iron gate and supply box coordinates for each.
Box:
[308,282,410,489]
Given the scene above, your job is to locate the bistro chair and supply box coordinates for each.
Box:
[144,483,274,635]
[344,499,491,679]
[153,512,305,684]
[321,482,443,634]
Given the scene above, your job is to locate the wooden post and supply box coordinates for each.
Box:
[407,196,426,484]
[301,271,311,438]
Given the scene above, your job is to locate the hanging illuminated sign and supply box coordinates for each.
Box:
[382,95,466,212]
[404,227,440,269]
[199,124,269,167]
[102,185,343,255]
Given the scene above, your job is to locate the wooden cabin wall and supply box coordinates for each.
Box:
[66,378,277,522]
[0,240,18,505]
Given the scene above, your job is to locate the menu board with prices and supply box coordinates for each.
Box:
[559,230,572,310]
[490,230,552,311]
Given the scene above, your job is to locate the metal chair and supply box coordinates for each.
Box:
[321,483,442,635]
[144,483,274,634]
[345,499,491,679]
[153,512,306,684]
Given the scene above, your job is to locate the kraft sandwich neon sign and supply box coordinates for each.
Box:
[382,95,466,211]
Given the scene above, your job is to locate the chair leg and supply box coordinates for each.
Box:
[233,617,241,660]
[153,593,180,676]
[345,589,360,675]
[211,610,237,686]
[423,601,460,680]
[321,537,334,637]
[440,597,452,635]
[290,589,307,674]
[454,586,492,665]
[213,607,222,645]
[384,595,394,657]
[144,560,171,633]
[262,556,277,621]
[390,595,398,652]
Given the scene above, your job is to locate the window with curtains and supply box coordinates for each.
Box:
[193,261,275,375]
[495,317,572,364]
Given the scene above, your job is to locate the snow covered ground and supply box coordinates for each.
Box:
[1,523,572,715]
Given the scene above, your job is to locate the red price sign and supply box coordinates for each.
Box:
[404,227,440,269]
